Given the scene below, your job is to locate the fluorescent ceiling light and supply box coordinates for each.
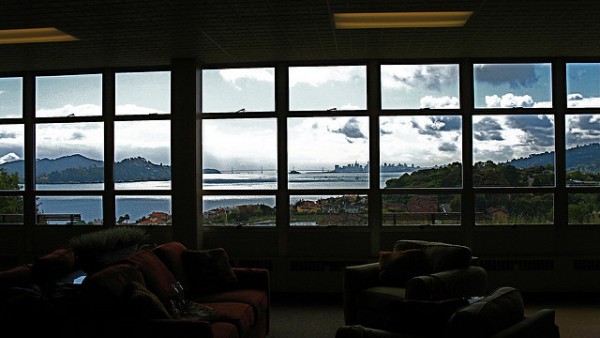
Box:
[334,11,473,29]
[0,27,78,44]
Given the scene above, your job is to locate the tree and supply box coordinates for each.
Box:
[0,168,22,215]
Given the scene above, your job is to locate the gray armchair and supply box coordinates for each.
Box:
[343,240,488,328]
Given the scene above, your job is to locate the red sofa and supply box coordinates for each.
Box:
[79,241,270,338]
[0,241,270,338]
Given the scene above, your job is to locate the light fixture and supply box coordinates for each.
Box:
[0,27,78,44]
[334,11,473,29]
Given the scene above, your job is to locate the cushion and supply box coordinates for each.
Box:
[123,249,178,306]
[31,247,75,284]
[123,281,172,319]
[378,249,427,286]
[152,241,189,290]
[447,286,525,338]
[0,265,34,290]
[182,248,238,295]
[81,263,145,315]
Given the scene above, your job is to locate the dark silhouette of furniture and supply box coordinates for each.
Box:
[343,239,488,328]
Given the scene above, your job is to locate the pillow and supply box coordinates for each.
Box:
[123,249,178,305]
[182,248,238,295]
[31,247,75,284]
[378,249,427,286]
[446,286,524,338]
[123,281,172,319]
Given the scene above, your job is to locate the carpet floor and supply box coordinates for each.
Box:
[268,293,600,338]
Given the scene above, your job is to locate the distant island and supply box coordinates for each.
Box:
[203,168,221,174]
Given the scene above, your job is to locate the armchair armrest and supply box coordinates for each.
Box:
[405,265,487,300]
[231,267,270,293]
[491,309,560,338]
[343,262,380,324]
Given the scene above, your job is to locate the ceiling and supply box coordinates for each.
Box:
[1,0,600,73]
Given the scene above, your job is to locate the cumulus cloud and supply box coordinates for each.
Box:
[567,93,600,107]
[484,93,551,108]
[420,96,460,108]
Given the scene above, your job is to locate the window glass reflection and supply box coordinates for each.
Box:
[36,195,102,225]
[202,118,277,190]
[382,194,461,226]
[289,65,366,111]
[473,115,555,187]
[567,63,600,108]
[0,77,23,118]
[290,195,368,226]
[473,63,552,109]
[116,195,171,225]
[475,193,553,225]
[36,122,104,190]
[381,64,459,109]
[202,68,275,113]
[116,71,170,115]
[202,195,275,227]
[36,74,102,117]
[380,116,462,188]
[288,117,369,189]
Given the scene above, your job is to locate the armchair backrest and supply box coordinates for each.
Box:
[393,240,473,273]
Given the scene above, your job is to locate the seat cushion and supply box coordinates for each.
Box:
[202,301,255,338]
[447,286,524,338]
[192,289,269,321]
[355,286,407,328]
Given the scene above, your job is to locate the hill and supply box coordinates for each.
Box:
[0,154,170,183]
[507,143,600,173]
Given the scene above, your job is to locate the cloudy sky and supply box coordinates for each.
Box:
[2,64,600,169]
[0,71,171,165]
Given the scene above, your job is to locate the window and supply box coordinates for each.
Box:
[201,67,276,227]
[380,115,462,189]
[0,70,172,226]
[288,117,369,190]
[114,71,172,225]
[0,77,24,224]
